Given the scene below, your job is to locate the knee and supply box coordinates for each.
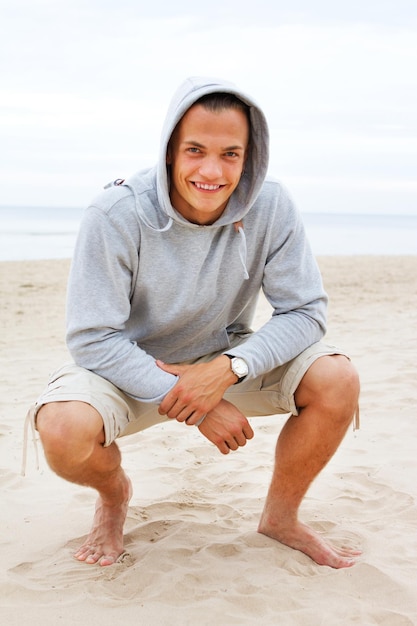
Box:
[36,403,74,461]
[37,401,104,461]
[37,403,63,446]
[296,355,360,418]
[327,356,360,414]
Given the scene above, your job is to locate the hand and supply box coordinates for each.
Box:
[197,399,254,454]
[157,356,237,425]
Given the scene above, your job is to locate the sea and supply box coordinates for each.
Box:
[0,206,416,261]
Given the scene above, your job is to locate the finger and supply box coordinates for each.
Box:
[177,406,202,423]
[155,360,184,376]
[171,407,192,421]
[158,396,171,415]
[158,402,173,416]
[217,443,231,455]
[243,422,254,440]
[184,412,198,425]
[159,400,183,419]
[185,412,206,426]
[158,391,180,416]
[233,431,248,447]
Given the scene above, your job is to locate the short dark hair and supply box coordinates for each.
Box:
[195,92,250,124]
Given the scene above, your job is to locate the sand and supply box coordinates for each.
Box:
[0,256,416,625]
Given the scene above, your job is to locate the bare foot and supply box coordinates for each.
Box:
[74,474,132,566]
[258,514,361,569]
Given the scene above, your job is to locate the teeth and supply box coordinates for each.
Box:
[194,182,221,190]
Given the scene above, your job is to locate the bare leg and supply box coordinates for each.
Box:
[258,355,361,568]
[37,401,132,566]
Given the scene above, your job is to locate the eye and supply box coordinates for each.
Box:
[224,151,239,158]
[187,147,201,154]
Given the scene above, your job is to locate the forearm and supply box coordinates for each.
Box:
[230,307,327,377]
[67,331,179,403]
[157,355,238,422]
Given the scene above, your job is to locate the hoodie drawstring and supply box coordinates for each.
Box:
[106,179,174,233]
[127,181,174,233]
[234,221,249,280]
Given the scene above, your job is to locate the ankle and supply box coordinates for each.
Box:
[99,471,132,506]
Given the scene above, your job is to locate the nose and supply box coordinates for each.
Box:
[198,156,222,179]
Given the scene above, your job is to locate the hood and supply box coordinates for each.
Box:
[156,76,270,228]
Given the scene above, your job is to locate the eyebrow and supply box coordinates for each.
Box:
[183,140,245,151]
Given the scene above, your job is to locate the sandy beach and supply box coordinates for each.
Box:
[1,256,416,625]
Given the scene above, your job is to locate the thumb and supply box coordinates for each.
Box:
[155,360,183,376]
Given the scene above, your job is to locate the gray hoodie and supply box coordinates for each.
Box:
[66,76,327,403]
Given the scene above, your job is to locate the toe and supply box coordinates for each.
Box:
[99,553,120,566]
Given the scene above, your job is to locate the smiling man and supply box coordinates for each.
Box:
[29,77,360,569]
[166,97,250,225]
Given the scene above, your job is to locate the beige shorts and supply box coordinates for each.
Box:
[30,341,348,447]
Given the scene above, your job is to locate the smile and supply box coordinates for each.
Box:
[193,182,223,191]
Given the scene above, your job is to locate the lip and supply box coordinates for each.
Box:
[192,182,225,191]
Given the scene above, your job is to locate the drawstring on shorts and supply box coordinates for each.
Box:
[21,406,40,476]
[353,404,360,431]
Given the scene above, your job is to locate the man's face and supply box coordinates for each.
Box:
[167,104,249,225]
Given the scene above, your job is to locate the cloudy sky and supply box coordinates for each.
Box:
[1,0,416,214]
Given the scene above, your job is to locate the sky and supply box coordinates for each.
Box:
[1,0,416,215]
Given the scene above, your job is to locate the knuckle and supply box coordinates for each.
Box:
[230,425,243,438]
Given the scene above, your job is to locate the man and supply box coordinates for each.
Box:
[32,76,360,568]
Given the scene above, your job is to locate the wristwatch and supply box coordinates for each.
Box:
[225,354,248,383]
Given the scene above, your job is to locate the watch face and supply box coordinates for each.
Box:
[232,358,248,378]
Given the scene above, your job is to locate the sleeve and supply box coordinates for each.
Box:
[65,203,178,403]
[225,187,328,377]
